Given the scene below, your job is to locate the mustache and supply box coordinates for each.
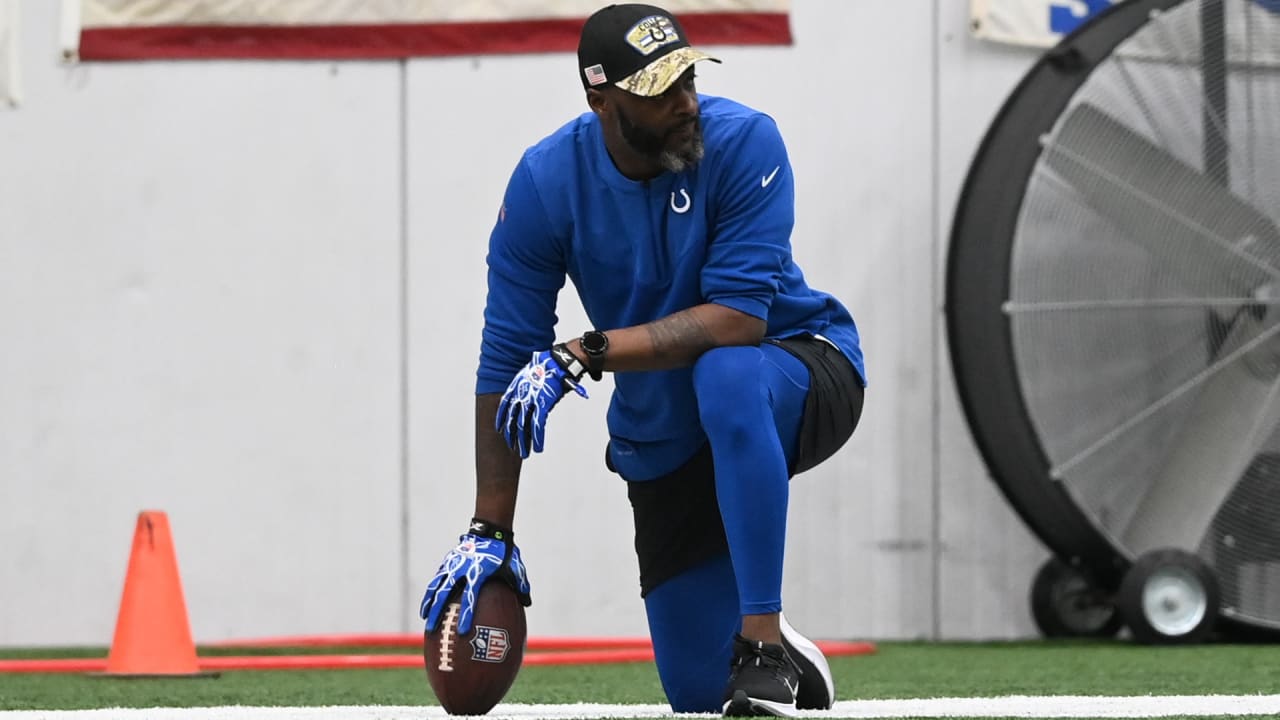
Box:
[668,116,700,138]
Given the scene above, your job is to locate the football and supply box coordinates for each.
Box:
[424,581,527,715]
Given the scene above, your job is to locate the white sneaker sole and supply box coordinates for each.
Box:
[779,614,835,710]
[722,689,797,717]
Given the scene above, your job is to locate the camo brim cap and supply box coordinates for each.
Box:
[615,46,721,97]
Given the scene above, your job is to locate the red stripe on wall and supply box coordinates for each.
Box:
[78,14,791,61]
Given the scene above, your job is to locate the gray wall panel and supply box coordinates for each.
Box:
[934,1,1049,639]
[0,2,403,644]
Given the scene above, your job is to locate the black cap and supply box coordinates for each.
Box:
[577,4,721,97]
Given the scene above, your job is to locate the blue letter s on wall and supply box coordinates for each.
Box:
[1050,0,1114,35]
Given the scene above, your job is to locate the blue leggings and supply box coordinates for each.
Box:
[645,343,810,711]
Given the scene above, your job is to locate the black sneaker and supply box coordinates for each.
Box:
[780,614,835,710]
[722,634,800,717]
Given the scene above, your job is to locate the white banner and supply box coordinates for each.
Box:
[79,0,790,26]
[67,0,792,60]
[970,0,1120,47]
[0,0,19,108]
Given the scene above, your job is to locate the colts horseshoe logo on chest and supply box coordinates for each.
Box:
[669,188,691,214]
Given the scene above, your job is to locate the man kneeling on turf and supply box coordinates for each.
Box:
[418,4,866,716]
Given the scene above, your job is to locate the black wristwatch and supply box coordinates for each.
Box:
[580,330,609,381]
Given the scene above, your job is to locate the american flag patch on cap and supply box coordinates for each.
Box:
[583,64,608,86]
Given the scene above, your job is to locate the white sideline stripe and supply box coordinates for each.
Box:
[5,695,1280,719]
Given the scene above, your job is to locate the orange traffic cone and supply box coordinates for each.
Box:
[101,511,216,677]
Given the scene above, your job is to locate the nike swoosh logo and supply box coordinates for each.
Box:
[761,166,781,188]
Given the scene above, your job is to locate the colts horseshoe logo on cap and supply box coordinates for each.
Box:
[627,15,681,55]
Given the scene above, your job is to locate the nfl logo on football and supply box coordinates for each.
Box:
[471,625,511,663]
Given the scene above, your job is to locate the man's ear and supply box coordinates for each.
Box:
[586,88,608,116]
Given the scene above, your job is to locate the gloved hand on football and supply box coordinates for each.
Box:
[420,519,532,635]
[496,344,588,458]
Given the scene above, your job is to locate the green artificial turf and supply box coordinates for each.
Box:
[1,641,1278,713]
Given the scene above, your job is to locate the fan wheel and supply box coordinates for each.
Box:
[1030,557,1124,638]
[1118,549,1220,644]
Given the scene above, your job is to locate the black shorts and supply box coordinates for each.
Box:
[624,336,864,597]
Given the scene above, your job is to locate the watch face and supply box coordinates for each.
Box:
[583,331,608,355]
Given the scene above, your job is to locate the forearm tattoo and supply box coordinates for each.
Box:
[646,308,717,366]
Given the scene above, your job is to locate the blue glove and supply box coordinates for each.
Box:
[496,345,588,458]
[420,520,531,635]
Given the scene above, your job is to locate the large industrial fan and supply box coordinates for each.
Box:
[948,0,1280,644]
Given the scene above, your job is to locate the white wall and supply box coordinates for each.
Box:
[0,2,1050,646]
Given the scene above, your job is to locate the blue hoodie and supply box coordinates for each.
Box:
[477,95,864,479]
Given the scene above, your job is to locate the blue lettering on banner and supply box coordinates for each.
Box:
[1049,0,1114,35]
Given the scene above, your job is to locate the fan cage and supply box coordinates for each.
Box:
[1012,0,1280,629]
[947,0,1280,635]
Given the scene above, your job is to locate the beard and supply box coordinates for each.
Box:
[617,106,705,174]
